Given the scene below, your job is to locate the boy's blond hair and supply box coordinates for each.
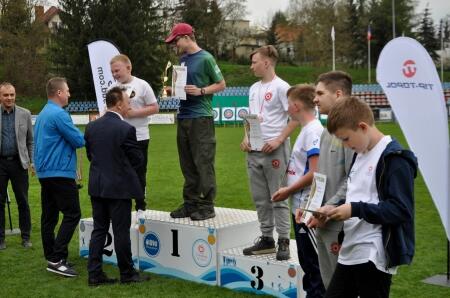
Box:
[286,84,316,110]
[110,54,131,65]
[327,96,374,133]
[250,45,279,65]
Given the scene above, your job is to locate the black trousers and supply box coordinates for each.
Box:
[0,158,31,241]
[177,117,216,211]
[325,262,392,298]
[293,215,326,298]
[39,178,81,262]
[134,139,149,211]
[87,197,135,278]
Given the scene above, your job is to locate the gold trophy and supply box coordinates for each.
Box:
[161,61,172,99]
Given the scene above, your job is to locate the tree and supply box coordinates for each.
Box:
[367,0,415,65]
[416,5,439,60]
[342,0,369,67]
[178,0,222,55]
[49,0,167,101]
[267,11,288,46]
[219,0,247,21]
[0,0,49,96]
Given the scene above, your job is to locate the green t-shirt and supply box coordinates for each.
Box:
[178,50,223,118]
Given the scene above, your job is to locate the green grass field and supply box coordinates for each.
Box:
[1,123,450,297]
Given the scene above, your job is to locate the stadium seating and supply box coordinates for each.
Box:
[65,83,450,113]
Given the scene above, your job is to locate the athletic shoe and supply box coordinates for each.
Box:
[0,240,5,250]
[170,205,194,218]
[47,260,78,277]
[88,272,118,286]
[22,239,32,248]
[276,238,290,261]
[190,209,215,221]
[243,236,276,255]
[120,273,150,284]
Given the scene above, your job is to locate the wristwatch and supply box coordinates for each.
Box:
[201,88,206,95]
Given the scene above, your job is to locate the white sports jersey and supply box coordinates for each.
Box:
[338,135,397,274]
[112,76,157,141]
[287,119,323,214]
[248,76,290,141]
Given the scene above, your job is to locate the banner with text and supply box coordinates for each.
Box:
[377,37,450,240]
[87,40,120,114]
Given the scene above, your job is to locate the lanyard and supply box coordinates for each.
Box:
[257,76,276,121]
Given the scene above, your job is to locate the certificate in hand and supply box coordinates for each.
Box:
[243,114,264,151]
[301,172,327,223]
[172,65,187,100]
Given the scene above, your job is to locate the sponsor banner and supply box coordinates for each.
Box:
[213,108,220,123]
[377,37,450,240]
[149,113,175,124]
[221,107,236,122]
[236,107,249,122]
[87,40,120,114]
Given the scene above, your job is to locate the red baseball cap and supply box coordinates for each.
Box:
[165,23,194,43]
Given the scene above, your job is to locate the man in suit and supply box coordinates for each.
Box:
[85,86,150,286]
[0,82,33,250]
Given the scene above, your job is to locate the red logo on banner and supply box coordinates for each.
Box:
[402,60,417,78]
[272,159,280,169]
[265,92,272,101]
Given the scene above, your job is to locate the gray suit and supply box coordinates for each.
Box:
[0,104,33,242]
[0,105,34,169]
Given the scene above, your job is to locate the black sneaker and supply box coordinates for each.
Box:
[243,236,276,255]
[47,260,78,277]
[88,272,118,286]
[170,205,194,218]
[190,209,215,221]
[120,273,150,284]
[61,259,75,268]
[276,238,290,261]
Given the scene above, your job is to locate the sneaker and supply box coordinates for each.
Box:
[170,205,194,218]
[61,259,75,268]
[88,272,118,286]
[276,238,290,261]
[22,239,32,248]
[0,240,5,250]
[120,273,150,284]
[47,260,78,277]
[243,236,276,256]
[190,209,215,221]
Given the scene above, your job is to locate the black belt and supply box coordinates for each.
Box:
[0,155,18,161]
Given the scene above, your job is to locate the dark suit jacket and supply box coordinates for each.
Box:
[84,111,144,199]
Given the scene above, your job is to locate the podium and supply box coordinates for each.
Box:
[79,213,140,268]
[219,240,305,298]
[137,207,260,285]
[79,208,308,297]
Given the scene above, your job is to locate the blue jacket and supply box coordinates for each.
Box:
[34,100,85,179]
[350,139,417,269]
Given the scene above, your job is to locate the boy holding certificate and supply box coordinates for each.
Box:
[240,45,298,261]
[271,84,325,297]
